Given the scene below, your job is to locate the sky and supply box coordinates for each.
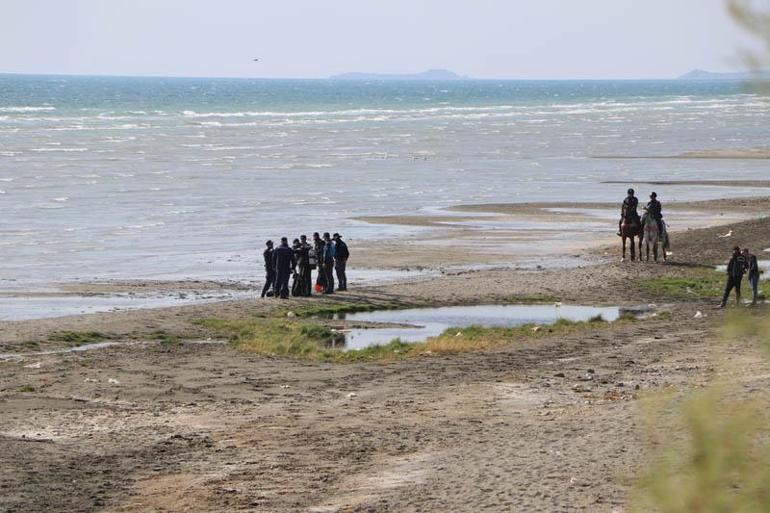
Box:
[1,0,759,79]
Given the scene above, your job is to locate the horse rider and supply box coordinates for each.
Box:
[646,192,664,233]
[617,188,640,236]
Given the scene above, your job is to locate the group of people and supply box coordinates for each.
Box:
[618,188,663,235]
[720,246,761,307]
[261,232,350,299]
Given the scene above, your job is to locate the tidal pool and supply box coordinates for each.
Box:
[336,304,622,350]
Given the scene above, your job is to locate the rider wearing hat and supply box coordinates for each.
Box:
[646,192,663,233]
[618,188,640,236]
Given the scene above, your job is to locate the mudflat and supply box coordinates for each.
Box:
[1,197,769,512]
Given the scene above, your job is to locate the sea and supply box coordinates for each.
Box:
[1,74,768,289]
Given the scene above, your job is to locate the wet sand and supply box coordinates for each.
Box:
[1,195,770,512]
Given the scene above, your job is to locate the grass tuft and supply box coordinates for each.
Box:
[47,331,114,346]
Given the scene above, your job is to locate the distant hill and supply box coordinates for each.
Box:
[329,69,468,81]
[678,69,770,80]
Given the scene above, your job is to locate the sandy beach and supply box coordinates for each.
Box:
[1,191,769,512]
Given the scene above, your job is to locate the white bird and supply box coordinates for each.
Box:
[718,229,733,238]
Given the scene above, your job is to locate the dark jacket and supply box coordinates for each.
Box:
[646,199,662,220]
[335,240,349,261]
[296,243,311,268]
[726,254,748,279]
[263,248,274,272]
[272,245,296,273]
[747,254,760,279]
[622,196,639,219]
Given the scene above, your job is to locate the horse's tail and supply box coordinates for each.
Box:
[662,222,671,250]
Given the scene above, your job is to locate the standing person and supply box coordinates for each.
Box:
[646,192,664,234]
[322,232,336,294]
[617,188,639,236]
[291,239,303,297]
[745,248,760,306]
[333,233,349,291]
[272,237,296,299]
[297,235,313,296]
[313,232,326,293]
[260,240,275,298]
[719,246,748,308]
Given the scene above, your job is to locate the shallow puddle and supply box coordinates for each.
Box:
[0,342,120,361]
[335,304,621,350]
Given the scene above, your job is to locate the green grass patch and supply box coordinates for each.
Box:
[288,302,392,318]
[640,269,769,302]
[198,312,631,362]
[17,385,36,393]
[47,331,114,346]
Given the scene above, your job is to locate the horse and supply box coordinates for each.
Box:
[641,212,668,262]
[620,215,643,262]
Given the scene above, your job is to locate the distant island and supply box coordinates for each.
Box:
[329,69,468,81]
[678,69,770,80]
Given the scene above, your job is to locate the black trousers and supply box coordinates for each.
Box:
[335,258,347,290]
[261,269,276,297]
[722,275,743,305]
[275,269,291,298]
[323,260,335,293]
[300,265,313,296]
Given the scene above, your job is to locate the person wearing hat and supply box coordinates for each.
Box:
[617,188,639,236]
[646,192,663,234]
[332,233,349,291]
[272,237,297,299]
[321,232,336,294]
[719,246,748,307]
[298,234,313,296]
[260,240,275,298]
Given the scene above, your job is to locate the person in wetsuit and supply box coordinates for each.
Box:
[272,237,296,299]
[260,240,275,298]
[646,192,663,234]
[617,188,639,236]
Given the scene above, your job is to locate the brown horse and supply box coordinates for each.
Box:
[620,216,643,262]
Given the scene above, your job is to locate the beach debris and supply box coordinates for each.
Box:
[280,384,290,389]
[554,302,562,307]
[718,229,733,238]
[346,392,358,399]
[286,311,296,318]
[107,378,120,385]
[84,378,98,383]
[694,310,704,319]
[24,362,42,369]
[532,326,541,333]
[455,331,463,337]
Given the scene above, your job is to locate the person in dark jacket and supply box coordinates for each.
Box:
[260,240,275,298]
[322,232,335,294]
[646,192,663,234]
[272,237,296,299]
[719,246,748,307]
[298,234,313,296]
[617,188,639,236]
[333,233,349,291]
[744,248,761,306]
[313,232,326,292]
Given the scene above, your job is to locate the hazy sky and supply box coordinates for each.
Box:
[1,0,757,79]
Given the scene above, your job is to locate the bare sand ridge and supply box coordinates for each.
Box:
[1,195,769,512]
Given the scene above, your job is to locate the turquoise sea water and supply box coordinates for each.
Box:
[1,74,768,285]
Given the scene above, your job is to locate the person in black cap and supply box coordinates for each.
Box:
[260,240,275,298]
[646,192,663,234]
[719,246,748,308]
[272,237,296,299]
[297,235,313,296]
[333,233,349,291]
[618,188,639,236]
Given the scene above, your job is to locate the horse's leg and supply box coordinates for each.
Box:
[630,236,636,261]
[621,236,626,262]
[653,241,658,262]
